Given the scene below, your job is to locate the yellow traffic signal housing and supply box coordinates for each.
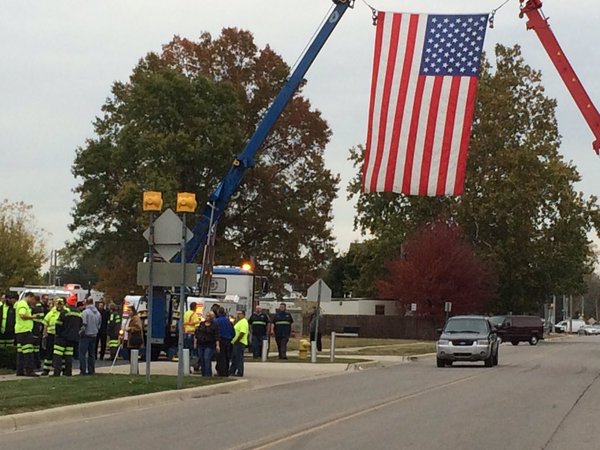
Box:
[142,191,163,212]
[176,192,197,213]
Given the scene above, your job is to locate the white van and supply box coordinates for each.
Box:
[555,319,586,333]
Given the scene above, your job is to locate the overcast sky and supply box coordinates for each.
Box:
[1,0,599,263]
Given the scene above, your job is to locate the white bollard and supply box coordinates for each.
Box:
[183,348,190,375]
[261,336,268,362]
[311,341,317,363]
[130,350,139,375]
[330,331,336,363]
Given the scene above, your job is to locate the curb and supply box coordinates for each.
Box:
[0,379,247,433]
[346,360,381,371]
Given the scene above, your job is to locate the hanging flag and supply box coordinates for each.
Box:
[362,12,489,196]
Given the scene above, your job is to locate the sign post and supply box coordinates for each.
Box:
[444,301,452,323]
[307,279,332,364]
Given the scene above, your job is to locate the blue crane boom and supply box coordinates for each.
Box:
[184,0,353,263]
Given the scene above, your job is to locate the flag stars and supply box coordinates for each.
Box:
[420,14,487,76]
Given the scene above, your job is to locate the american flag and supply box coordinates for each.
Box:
[362,12,489,196]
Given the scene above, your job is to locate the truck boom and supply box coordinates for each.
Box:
[519,0,600,153]
[184,0,353,263]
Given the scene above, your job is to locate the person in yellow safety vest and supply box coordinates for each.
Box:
[183,302,200,368]
[41,297,64,376]
[14,292,41,377]
[107,303,122,360]
[0,293,17,348]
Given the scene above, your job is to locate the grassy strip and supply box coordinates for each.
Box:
[286,337,425,351]
[0,374,229,416]
[337,343,436,356]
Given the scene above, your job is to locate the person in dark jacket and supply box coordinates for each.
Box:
[215,307,234,376]
[195,311,220,376]
[272,303,294,359]
[95,301,109,360]
[53,296,83,376]
[107,303,122,360]
[0,293,17,348]
[248,305,271,358]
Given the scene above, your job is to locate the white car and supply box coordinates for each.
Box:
[555,319,586,333]
[578,324,600,335]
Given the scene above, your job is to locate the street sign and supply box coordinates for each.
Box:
[143,208,193,261]
[444,302,452,312]
[307,279,332,302]
[136,262,197,287]
[411,303,417,312]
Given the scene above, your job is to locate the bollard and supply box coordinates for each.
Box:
[183,348,190,375]
[261,336,268,362]
[330,331,336,363]
[311,341,317,363]
[130,349,139,375]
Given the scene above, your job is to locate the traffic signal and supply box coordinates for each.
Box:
[142,191,163,212]
[176,192,197,213]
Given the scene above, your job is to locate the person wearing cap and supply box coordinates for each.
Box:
[41,298,64,376]
[0,293,17,349]
[53,294,83,376]
[14,292,40,377]
[229,309,249,377]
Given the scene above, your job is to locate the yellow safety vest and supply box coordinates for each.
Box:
[14,299,33,334]
[183,310,199,334]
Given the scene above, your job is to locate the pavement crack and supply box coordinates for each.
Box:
[541,370,600,450]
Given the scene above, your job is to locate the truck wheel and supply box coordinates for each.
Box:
[511,341,519,346]
[529,336,538,346]
[436,357,445,368]
[445,360,453,367]
[484,354,493,367]
[493,350,499,366]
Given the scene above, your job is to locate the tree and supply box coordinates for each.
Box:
[377,221,497,322]
[0,200,47,290]
[71,29,339,294]
[349,45,599,312]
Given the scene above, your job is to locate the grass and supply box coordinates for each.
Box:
[337,342,436,356]
[0,374,230,416]
[285,337,424,351]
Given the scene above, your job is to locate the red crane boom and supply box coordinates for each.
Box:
[520,0,600,154]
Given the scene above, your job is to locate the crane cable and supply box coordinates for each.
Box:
[489,0,513,28]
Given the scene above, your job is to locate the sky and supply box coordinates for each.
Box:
[1,0,599,264]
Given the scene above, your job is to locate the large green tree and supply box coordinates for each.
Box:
[71,28,339,294]
[0,200,46,290]
[347,45,599,312]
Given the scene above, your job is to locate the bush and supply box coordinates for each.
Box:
[0,346,17,370]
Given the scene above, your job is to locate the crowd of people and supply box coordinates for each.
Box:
[0,291,120,377]
[0,292,298,379]
[184,302,295,378]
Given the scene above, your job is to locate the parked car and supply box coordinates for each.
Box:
[494,315,544,346]
[555,319,586,333]
[436,316,499,368]
[578,323,600,335]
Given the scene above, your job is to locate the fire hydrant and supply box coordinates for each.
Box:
[298,339,310,360]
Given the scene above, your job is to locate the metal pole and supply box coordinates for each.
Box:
[146,213,154,383]
[581,295,584,318]
[311,280,322,364]
[569,295,573,332]
[177,213,187,389]
[261,336,268,362]
[330,331,336,363]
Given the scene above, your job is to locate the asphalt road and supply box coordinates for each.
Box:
[2,336,600,450]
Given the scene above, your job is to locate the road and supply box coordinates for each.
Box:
[2,336,600,450]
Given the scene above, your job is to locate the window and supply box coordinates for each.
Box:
[375,305,385,315]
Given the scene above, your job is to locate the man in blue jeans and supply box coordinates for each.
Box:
[79,298,102,375]
[248,305,270,359]
[230,310,248,377]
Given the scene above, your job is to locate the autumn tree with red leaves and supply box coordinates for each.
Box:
[377,221,497,322]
